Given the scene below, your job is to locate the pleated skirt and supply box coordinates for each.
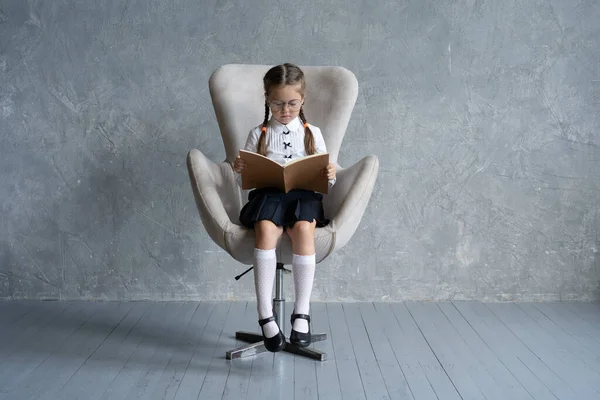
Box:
[239,187,330,229]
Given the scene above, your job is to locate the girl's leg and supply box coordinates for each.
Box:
[286,220,317,333]
[254,220,283,338]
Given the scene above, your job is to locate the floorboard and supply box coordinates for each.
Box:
[1,300,598,400]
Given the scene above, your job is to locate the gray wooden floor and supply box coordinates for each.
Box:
[0,301,599,400]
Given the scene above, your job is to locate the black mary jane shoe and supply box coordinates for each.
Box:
[290,313,311,347]
[258,315,286,352]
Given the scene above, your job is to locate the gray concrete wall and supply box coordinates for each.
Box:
[1,0,599,301]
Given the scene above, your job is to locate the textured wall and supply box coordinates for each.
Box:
[1,0,599,301]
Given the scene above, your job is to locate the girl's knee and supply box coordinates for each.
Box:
[288,220,316,237]
[256,220,279,231]
[255,220,283,245]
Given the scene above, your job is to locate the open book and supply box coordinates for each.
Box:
[239,149,329,193]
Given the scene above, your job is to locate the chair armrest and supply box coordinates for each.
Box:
[186,149,234,251]
[325,155,379,252]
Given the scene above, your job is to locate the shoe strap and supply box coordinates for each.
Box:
[258,315,275,326]
[291,313,310,323]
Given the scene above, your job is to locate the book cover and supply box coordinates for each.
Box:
[239,149,329,193]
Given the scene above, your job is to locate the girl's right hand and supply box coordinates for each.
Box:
[233,155,246,173]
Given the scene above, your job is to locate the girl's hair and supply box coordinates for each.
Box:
[257,63,316,156]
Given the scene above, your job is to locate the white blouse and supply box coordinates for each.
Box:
[235,116,336,188]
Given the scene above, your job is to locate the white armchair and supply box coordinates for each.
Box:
[187,64,379,360]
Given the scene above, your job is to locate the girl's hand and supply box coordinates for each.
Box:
[323,163,336,180]
[234,155,247,173]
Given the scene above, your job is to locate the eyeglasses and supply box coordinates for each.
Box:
[268,99,303,111]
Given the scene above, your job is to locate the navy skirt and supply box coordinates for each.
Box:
[239,187,330,229]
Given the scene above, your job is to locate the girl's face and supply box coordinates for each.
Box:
[267,84,304,125]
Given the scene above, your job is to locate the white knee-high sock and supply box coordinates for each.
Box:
[254,248,279,338]
[292,253,316,333]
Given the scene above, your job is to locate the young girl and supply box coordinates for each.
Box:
[233,63,336,352]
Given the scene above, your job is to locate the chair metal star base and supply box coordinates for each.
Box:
[226,263,327,361]
[226,331,327,361]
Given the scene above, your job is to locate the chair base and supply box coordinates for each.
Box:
[226,331,327,361]
[227,262,327,361]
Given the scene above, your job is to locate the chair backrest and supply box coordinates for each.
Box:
[208,64,359,166]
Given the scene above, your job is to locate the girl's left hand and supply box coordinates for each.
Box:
[323,163,336,180]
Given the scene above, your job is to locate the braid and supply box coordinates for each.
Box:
[299,107,316,155]
[257,101,270,156]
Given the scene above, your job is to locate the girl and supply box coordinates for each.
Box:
[233,63,336,352]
